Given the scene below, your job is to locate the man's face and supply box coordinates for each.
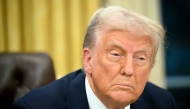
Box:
[83,30,153,107]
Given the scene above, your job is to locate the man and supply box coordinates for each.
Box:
[9,6,178,109]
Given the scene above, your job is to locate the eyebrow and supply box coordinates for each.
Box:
[106,42,152,54]
[105,42,126,52]
[134,45,152,56]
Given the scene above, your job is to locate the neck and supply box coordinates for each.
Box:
[101,97,128,109]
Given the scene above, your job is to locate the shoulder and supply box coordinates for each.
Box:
[144,82,171,97]
[9,69,85,109]
[141,82,178,109]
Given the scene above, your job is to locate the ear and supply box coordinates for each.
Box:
[82,48,92,75]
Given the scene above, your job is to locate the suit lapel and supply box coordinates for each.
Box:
[131,99,150,109]
[65,71,151,109]
[65,72,89,109]
[131,86,150,109]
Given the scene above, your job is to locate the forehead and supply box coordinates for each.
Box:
[99,30,153,52]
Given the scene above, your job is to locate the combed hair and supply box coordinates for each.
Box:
[83,6,165,66]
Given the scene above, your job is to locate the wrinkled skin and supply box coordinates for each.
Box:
[83,30,153,109]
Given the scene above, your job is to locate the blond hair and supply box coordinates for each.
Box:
[83,6,165,66]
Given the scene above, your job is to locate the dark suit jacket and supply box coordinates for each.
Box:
[9,69,178,109]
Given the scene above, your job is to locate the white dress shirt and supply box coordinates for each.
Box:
[85,77,130,109]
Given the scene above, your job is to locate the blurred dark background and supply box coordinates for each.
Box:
[161,0,190,109]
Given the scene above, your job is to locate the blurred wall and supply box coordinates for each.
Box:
[0,0,101,78]
[0,0,166,88]
[107,0,166,88]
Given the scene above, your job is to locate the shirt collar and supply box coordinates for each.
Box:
[85,77,130,109]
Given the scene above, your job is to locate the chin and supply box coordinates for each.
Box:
[110,91,137,105]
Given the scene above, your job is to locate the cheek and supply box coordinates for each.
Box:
[92,60,118,83]
[134,67,150,90]
[92,53,120,76]
[91,54,121,90]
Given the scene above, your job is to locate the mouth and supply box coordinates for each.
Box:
[115,83,134,90]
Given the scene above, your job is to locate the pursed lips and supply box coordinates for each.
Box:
[115,83,134,90]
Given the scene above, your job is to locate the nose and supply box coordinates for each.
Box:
[121,55,134,76]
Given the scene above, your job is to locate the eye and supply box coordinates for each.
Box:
[107,50,122,62]
[138,57,145,60]
[136,57,146,61]
[111,53,120,56]
[110,50,121,57]
[135,55,148,66]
